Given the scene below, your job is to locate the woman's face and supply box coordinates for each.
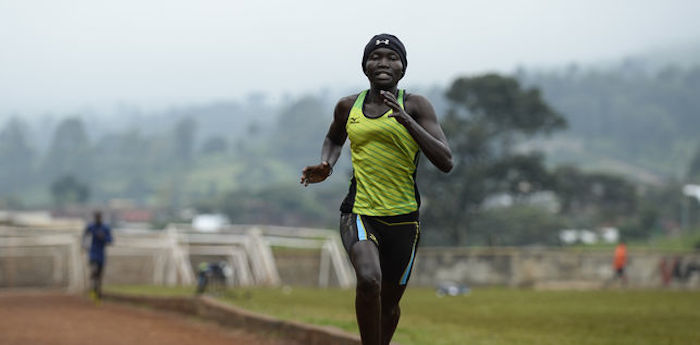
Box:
[364,47,404,89]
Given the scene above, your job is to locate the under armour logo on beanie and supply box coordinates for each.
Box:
[362,34,407,74]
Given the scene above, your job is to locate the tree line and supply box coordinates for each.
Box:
[1,62,699,245]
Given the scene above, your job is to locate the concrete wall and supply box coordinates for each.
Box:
[273,249,341,287]
[103,255,157,285]
[411,247,700,289]
[0,245,73,288]
[3,237,699,289]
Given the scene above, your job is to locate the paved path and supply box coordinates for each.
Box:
[0,292,293,345]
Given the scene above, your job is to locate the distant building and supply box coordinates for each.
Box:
[600,227,620,243]
[559,227,618,245]
[192,214,230,232]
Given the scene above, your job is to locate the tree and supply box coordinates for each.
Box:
[201,136,228,155]
[93,128,150,178]
[420,74,566,246]
[0,118,35,195]
[43,117,92,182]
[50,175,90,207]
[217,184,333,227]
[552,165,638,228]
[469,205,567,246]
[173,116,197,165]
[688,143,700,183]
[521,64,700,177]
[272,96,328,165]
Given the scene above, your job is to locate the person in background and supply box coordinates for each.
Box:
[612,241,628,285]
[195,261,228,295]
[659,256,672,287]
[83,211,113,301]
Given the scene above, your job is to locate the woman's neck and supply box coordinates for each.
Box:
[367,86,398,104]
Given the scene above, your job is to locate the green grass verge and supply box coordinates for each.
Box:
[106,285,700,345]
[647,228,700,251]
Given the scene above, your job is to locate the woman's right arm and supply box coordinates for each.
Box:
[300,96,354,186]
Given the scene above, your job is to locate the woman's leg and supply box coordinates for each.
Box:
[350,240,382,345]
[380,282,407,345]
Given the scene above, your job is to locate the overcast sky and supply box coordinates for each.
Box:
[1,0,699,116]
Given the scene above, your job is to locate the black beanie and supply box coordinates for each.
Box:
[362,34,407,73]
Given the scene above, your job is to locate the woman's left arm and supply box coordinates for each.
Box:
[382,91,453,172]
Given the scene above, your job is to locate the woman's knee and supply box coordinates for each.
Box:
[351,243,381,292]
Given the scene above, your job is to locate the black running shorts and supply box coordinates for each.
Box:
[340,212,420,286]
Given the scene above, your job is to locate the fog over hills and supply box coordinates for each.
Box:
[2,39,699,188]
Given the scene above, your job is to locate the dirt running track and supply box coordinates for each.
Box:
[0,292,295,345]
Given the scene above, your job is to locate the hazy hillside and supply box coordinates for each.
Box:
[2,42,699,209]
[518,57,700,181]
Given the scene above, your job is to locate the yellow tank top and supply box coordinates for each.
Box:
[341,90,420,216]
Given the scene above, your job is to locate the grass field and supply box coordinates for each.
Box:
[107,285,700,345]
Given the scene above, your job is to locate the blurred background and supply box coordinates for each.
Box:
[1,0,700,289]
[2,2,700,344]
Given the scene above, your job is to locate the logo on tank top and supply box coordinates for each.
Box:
[349,116,360,124]
[376,39,389,45]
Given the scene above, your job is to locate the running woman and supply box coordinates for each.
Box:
[300,34,452,345]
